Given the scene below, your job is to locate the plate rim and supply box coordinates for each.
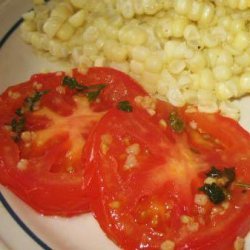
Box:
[0,192,51,250]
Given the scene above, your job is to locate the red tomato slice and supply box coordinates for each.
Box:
[182,110,250,151]
[84,102,250,250]
[73,67,147,110]
[181,110,250,183]
[0,67,147,216]
[0,71,104,216]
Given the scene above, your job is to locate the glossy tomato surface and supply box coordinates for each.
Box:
[84,99,250,250]
[1,67,249,249]
[73,67,147,111]
[0,67,146,216]
[0,71,101,216]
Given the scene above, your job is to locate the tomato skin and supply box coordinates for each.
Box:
[0,129,20,187]
[0,80,34,125]
[84,108,169,249]
[1,67,250,248]
[0,70,101,216]
[84,108,187,249]
[73,67,147,110]
[176,209,250,250]
[181,111,250,183]
[84,101,250,250]
[181,110,250,152]
[0,67,147,216]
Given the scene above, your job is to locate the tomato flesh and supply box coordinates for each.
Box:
[0,72,101,215]
[85,101,250,250]
[1,67,249,249]
[0,68,146,216]
[73,67,147,110]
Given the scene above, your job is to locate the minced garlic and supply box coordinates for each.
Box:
[160,240,175,250]
[8,90,21,100]
[17,159,28,171]
[101,134,112,155]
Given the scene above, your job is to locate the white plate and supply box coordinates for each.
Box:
[0,1,249,250]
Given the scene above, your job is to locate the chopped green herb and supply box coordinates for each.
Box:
[10,116,26,141]
[85,84,106,102]
[15,108,23,116]
[199,166,237,205]
[199,183,226,204]
[206,166,235,187]
[25,90,49,111]
[206,166,222,178]
[62,76,106,101]
[169,111,184,133]
[62,76,87,91]
[11,116,26,134]
[117,101,133,112]
[9,90,49,141]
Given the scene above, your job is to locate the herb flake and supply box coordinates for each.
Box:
[169,111,184,133]
[199,166,236,205]
[62,76,106,102]
[206,166,235,187]
[199,183,226,204]
[85,84,106,102]
[11,117,26,134]
[62,76,87,91]
[25,90,49,111]
[117,101,133,112]
[8,89,49,141]
[206,166,222,178]
[15,108,23,116]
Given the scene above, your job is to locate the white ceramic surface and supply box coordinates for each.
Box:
[0,1,249,250]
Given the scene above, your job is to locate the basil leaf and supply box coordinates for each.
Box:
[9,90,49,141]
[25,90,49,111]
[62,76,87,91]
[117,101,133,112]
[169,111,184,133]
[11,116,26,134]
[10,116,26,141]
[62,76,106,101]
[15,108,23,116]
[199,166,237,204]
[199,183,226,204]
[206,166,223,178]
[85,84,106,102]
[206,166,235,187]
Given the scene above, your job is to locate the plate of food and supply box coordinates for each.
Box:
[0,0,250,250]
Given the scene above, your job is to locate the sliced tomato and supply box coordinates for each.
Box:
[84,102,250,250]
[0,66,149,216]
[181,110,250,182]
[0,70,104,216]
[73,67,147,110]
[181,110,250,151]
[0,67,147,216]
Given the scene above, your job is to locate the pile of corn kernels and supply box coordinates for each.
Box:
[21,0,250,119]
